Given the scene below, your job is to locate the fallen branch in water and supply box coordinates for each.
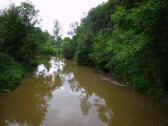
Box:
[0,89,10,95]
[98,71,127,87]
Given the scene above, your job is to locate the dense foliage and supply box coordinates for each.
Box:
[0,53,23,89]
[0,3,56,90]
[61,0,168,100]
[60,37,76,59]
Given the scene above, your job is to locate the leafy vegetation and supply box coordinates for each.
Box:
[0,2,57,90]
[0,0,168,101]
[60,37,76,59]
[0,53,23,90]
[61,0,168,100]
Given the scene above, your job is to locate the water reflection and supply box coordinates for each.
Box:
[0,57,168,126]
[36,57,65,81]
[35,57,112,126]
[0,77,52,126]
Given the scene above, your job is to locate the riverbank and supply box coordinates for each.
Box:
[0,2,57,92]
[96,69,168,105]
[60,0,168,104]
[0,55,54,93]
[98,71,127,87]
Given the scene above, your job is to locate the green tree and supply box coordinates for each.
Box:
[61,0,168,100]
[0,2,56,90]
[61,37,76,59]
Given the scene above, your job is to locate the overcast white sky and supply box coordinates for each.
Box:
[0,0,107,36]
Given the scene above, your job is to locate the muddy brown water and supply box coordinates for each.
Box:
[0,57,168,126]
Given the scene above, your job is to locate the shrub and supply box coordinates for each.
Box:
[147,87,165,100]
[0,53,23,90]
[61,38,76,59]
[129,76,150,91]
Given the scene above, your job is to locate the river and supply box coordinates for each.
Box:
[0,57,168,126]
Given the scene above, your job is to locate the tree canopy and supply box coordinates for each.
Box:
[60,0,168,100]
[0,2,56,90]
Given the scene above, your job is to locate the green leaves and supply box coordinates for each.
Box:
[111,6,129,30]
[0,53,23,90]
[61,0,168,99]
[129,76,150,91]
[61,37,76,59]
[75,32,95,65]
[0,3,57,90]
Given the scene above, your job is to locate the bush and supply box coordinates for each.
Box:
[61,38,76,59]
[75,32,94,65]
[147,87,165,100]
[39,44,56,56]
[0,53,23,90]
[129,76,150,91]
